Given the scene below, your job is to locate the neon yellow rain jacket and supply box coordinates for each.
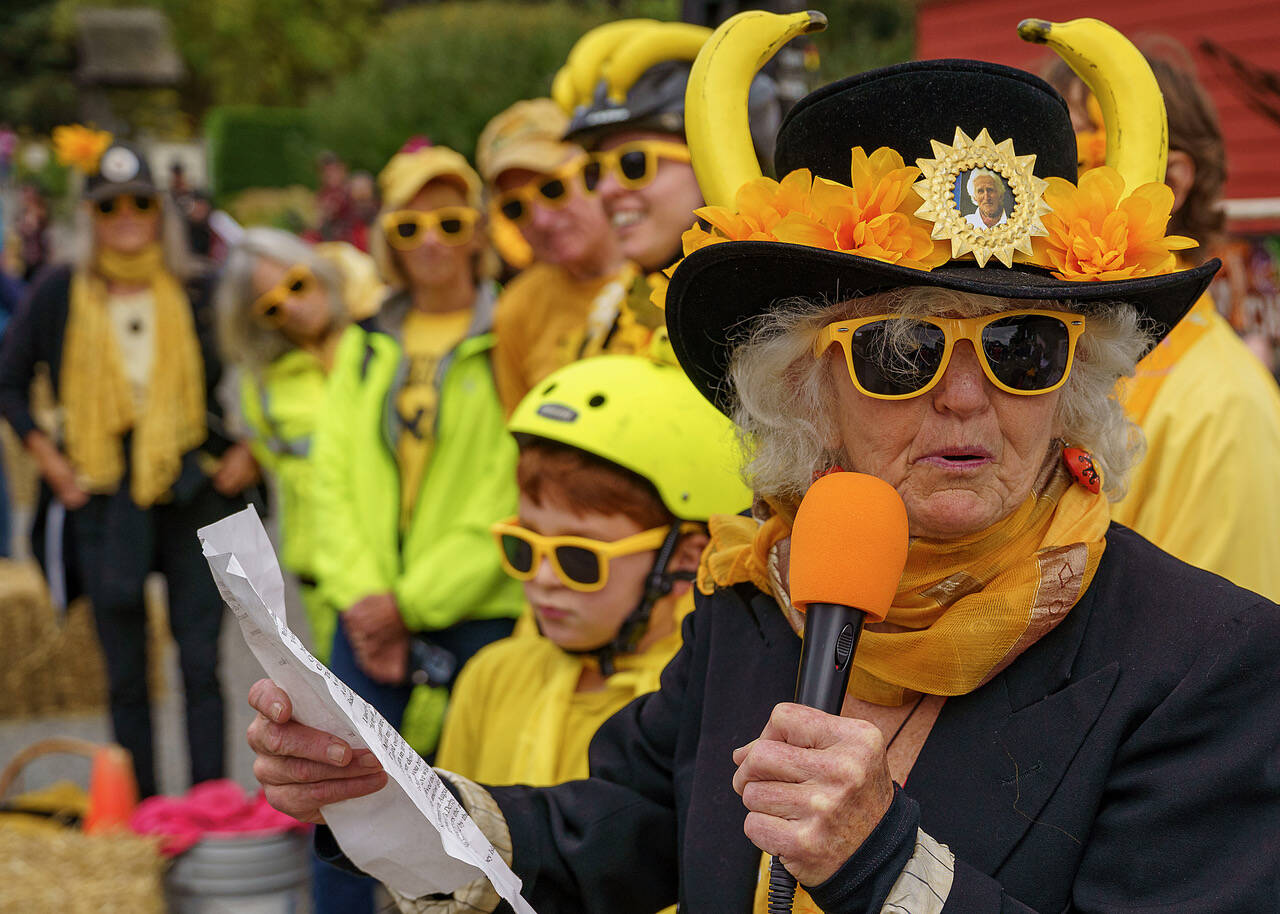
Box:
[240,348,335,659]
[311,286,524,749]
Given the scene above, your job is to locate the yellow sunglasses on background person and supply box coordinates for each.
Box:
[381,206,480,250]
[814,310,1087,400]
[583,140,691,192]
[252,264,315,329]
[95,194,157,217]
[491,518,698,592]
[493,155,593,225]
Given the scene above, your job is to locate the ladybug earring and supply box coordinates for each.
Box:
[1063,446,1101,494]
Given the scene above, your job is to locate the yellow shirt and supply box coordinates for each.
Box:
[492,262,636,416]
[436,591,693,787]
[1114,306,1280,602]
[396,307,473,529]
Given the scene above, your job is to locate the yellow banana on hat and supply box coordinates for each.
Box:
[684,10,828,208]
[1017,17,1168,187]
[554,19,662,113]
[602,22,713,103]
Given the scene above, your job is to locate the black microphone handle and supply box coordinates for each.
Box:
[769,601,867,914]
[794,602,866,713]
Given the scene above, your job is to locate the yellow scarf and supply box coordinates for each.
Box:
[699,461,1110,707]
[1120,292,1215,424]
[61,245,207,507]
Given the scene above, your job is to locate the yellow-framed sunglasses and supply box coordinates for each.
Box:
[381,206,480,250]
[252,263,315,329]
[491,518,697,592]
[493,155,592,225]
[583,140,691,192]
[94,194,157,217]
[814,309,1087,400]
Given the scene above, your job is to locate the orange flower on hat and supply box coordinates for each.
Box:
[771,147,948,270]
[652,171,815,310]
[1034,166,1196,281]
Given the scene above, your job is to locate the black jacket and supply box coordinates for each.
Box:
[489,525,1279,912]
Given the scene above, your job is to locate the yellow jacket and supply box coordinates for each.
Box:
[436,591,692,786]
[1115,306,1280,602]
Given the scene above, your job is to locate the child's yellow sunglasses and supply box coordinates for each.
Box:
[491,518,695,592]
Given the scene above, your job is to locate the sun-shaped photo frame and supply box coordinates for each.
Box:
[913,127,1051,268]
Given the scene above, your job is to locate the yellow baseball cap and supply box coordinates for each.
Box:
[476,99,577,184]
[377,142,482,211]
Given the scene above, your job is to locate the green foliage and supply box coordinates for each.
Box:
[808,0,916,83]
[53,0,380,116]
[205,106,318,203]
[0,1,78,131]
[305,1,658,172]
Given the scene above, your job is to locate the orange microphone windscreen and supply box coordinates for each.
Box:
[788,472,909,623]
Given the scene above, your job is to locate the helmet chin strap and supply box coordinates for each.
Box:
[566,524,693,677]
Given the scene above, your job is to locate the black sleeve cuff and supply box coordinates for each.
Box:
[805,783,921,913]
[313,825,368,876]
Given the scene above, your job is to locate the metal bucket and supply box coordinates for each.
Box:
[166,830,310,914]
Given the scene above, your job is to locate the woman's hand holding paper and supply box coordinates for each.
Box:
[246,678,388,824]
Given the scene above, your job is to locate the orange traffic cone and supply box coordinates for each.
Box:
[83,744,138,834]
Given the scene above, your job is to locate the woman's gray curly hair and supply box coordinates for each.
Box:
[727,287,1153,505]
[214,227,348,372]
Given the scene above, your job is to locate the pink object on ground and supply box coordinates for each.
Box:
[130,779,310,856]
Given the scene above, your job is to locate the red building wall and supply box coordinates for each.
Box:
[916,0,1280,228]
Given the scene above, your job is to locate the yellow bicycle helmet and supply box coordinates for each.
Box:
[507,353,751,520]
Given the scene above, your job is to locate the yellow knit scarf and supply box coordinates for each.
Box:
[61,245,207,506]
[699,461,1111,707]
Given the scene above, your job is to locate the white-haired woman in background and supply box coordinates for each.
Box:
[215,228,360,663]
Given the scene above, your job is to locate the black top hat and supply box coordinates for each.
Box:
[664,59,1219,411]
[84,140,158,202]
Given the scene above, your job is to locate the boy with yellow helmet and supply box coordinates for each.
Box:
[433,352,750,787]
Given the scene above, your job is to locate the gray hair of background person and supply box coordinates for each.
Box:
[70,193,195,279]
[214,227,348,371]
[965,168,1007,207]
[727,287,1152,505]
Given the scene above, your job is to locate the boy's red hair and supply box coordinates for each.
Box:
[516,439,673,530]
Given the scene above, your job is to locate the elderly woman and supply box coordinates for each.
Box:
[215,228,360,663]
[244,53,1277,914]
[0,134,254,798]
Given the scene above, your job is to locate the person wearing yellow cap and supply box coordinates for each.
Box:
[435,354,750,787]
[478,99,634,414]
[306,140,524,914]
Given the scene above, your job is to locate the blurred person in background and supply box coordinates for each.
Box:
[215,228,360,664]
[307,140,524,914]
[477,98,630,414]
[0,132,256,797]
[0,268,20,557]
[1050,43,1280,602]
[315,150,355,244]
[16,182,50,282]
[347,170,379,252]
